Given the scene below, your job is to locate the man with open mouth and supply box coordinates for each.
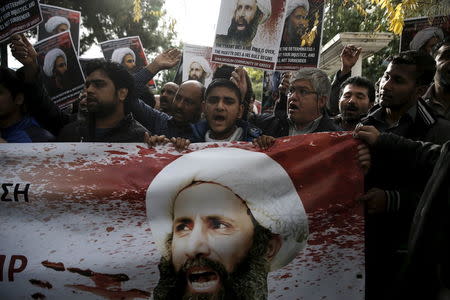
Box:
[146,148,309,299]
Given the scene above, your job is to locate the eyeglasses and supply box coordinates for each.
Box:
[287,86,318,97]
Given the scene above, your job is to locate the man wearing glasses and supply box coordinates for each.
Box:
[252,67,341,148]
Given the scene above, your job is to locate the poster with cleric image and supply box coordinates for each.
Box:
[212,0,287,70]
[276,0,325,71]
[34,31,85,109]
[100,36,148,74]
[1,133,365,299]
[182,44,217,87]
[400,15,450,53]
[0,0,42,43]
[37,4,81,56]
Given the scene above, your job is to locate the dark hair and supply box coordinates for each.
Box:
[432,36,450,58]
[0,67,23,98]
[387,50,436,86]
[85,59,135,99]
[340,76,376,103]
[205,78,242,103]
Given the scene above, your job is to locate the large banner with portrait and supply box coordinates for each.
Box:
[400,15,450,54]
[212,0,287,70]
[0,133,365,299]
[275,0,325,71]
[34,31,85,110]
[37,4,81,56]
[0,0,42,43]
[182,44,217,87]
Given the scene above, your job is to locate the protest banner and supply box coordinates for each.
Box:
[0,0,42,43]
[182,44,216,87]
[37,4,81,56]
[276,0,325,71]
[34,31,85,110]
[0,132,365,299]
[400,15,450,53]
[212,0,286,71]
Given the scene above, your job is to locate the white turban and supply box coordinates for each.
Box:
[286,0,310,18]
[111,47,136,64]
[45,16,70,33]
[43,48,67,77]
[255,0,272,24]
[189,56,212,77]
[146,147,309,271]
[409,27,444,51]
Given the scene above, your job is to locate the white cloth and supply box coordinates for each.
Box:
[146,147,309,271]
[189,56,213,77]
[409,27,444,51]
[111,47,136,64]
[45,16,70,33]
[43,48,67,77]
[256,0,272,24]
[286,0,310,18]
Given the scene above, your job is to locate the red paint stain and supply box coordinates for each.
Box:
[29,279,53,289]
[41,260,65,271]
[106,227,114,232]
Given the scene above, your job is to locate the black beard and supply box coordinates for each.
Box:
[153,224,273,300]
[86,97,119,119]
[282,22,305,46]
[189,73,206,85]
[227,9,262,44]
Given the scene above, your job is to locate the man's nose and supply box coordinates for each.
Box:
[215,100,225,110]
[185,223,210,259]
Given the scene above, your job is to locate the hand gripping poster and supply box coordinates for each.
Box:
[212,0,286,70]
[34,31,85,110]
[0,0,42,43]
[182,44,217,87]
[276,0,325,71]
[0,133,365,299]
[37,4,81,56]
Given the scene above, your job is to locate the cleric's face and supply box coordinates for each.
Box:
[188,62,205,82]
[122,54,136,70]
[234,0,258,32]
[55,23,68,33]
[171,182,254,295]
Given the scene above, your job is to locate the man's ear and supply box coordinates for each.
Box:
[14,93,24,105]
[266,234,282,261]
[117,88,128,102]
[238,103,244,119]
[318,96,327,109]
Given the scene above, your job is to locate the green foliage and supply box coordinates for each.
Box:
[40,0,176,55]
[246,67,264,100]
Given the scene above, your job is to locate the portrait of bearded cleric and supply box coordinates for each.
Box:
[215,0,272,47]
[281,0,310,47]
[146,148,309,300]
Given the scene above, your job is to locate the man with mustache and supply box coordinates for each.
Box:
[358,50,450,300]
[57,60,148,142]
[159,82,179,114]
[188,57,212,85]
[215,0,271,47]
[280,0,310,47]
[333,76,375,131]
[146,147,309,299]
[423,39,450,120]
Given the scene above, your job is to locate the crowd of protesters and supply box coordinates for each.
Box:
[1,25,450,299]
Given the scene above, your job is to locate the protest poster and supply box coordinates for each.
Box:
[0,0,42,43]
[400,15,450,53]
[0,132,365,299]
[276,0,325,71]
[182,44,216,87]
[100,36,148,74]
[212,0,287,71]
[34,31,85,110]
[37,4,81,56]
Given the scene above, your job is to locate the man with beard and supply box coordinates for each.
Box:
[423,39,450,120]
[215,0,271,47]
[334,76,375,130]
[146,147,309,299]
[159,82,179,114]
[111,47,137,72]
[42,48,71,96]
[57,60,148,142]
[359,50,450,300]
[281,0,310,47]
[45,16,70,34]
[188,57,212,85]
